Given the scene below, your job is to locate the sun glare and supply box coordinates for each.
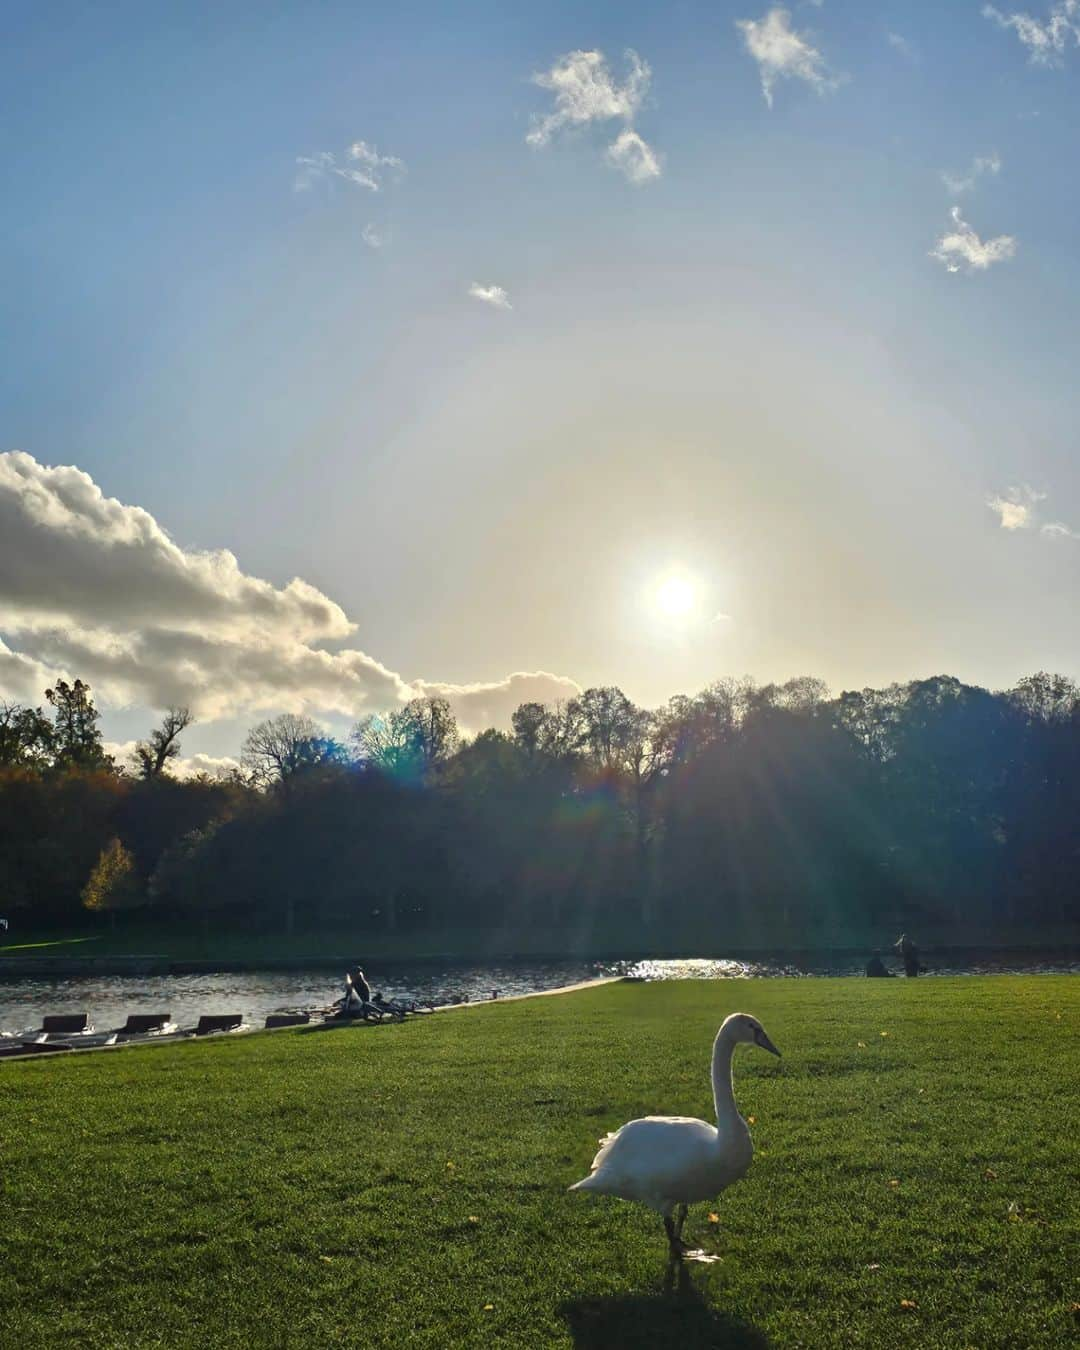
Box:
[654,573,698,619]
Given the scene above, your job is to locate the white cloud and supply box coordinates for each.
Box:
[0,453,578,731]
[294,140,405,194]
[887,31,917,60]
[361,223,384,249]
[736,8,840,107]
[930,206,1017,273]
[416,672,582,736]
[1041,520,1080,539]
[526,48,662,184]
[104,741,242,781]
[527,48,650,146]
[606,128,662,184]
[468,282,511,309]
[983,0,1080,64]
[941,152,1002,196]
[987,483,1044,530]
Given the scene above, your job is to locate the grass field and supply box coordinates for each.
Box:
[1,978,1077,1348]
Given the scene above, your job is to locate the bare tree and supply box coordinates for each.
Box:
[134,707,193,779]
[353,697,459,778]
[242,713,343,787]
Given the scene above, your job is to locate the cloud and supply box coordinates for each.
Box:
[941,152,1002,196]
[104,741,242,781]
[526,48,662,184]
[361,223,384,249]
[983,0,1080,64]
[468,282,511,309]
[294,140,405,194]
[0,453,578,730]
[930,206,1017,273]
[416,672,582,736]
[606,128,662,184]
[736,8,841,107]
[1040,520,1080,538]
[887,31,918,60]
[987,483,1044,530]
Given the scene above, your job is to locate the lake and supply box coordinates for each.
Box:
[0,951,1076,1037]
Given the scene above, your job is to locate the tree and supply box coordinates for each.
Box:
[241,714,345,787]
[81,837,142,925]
[45,679,112,770]
[353,697,459,780]
[0,701,54,768]
[134,707,193,779]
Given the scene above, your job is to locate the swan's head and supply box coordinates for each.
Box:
[723,1013,781,1057]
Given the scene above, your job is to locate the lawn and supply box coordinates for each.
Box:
[1,979,1077,1348]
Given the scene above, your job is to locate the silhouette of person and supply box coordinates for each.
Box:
[894,934,921,977]
[865,951,893,978]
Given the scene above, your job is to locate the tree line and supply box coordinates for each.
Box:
[2,670,1078,943]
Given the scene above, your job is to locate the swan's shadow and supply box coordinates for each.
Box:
[561,1257,770,1349]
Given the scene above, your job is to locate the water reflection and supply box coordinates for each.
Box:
[0,952,1074,1037]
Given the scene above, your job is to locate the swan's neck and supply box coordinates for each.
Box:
[711,1029,740,1127]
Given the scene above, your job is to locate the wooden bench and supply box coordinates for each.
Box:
[122,1014,172,1033]
[264,1013,310,1029]
[40,1014,89,1034]
[195,1014,243,1035]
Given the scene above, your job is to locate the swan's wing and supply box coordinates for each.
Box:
[572,1116,721,1204]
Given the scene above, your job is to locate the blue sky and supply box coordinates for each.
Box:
[3,0,1080,766]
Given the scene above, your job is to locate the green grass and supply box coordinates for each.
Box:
[1,979,1077,1348]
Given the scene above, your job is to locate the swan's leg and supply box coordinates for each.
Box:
[663,1213,688,1257]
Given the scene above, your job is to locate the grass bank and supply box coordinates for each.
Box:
[1,979,1077,1347]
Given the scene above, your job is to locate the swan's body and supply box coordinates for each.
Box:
[569,1012,780,1253]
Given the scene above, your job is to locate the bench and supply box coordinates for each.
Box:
[264,1013,310,1029]
[40,1014,89,1034]
[122,1013,172,1033]
[195,1014,243,1035]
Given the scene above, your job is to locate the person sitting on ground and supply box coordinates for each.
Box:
[351,966,372,1005]
[894,933,922,978]
[341,973,364,1016]
[865,950,893,978]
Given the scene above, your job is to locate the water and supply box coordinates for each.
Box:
[0,953,1075,1038]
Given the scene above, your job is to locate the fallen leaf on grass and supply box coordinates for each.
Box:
[468,1216,479,1224]
[707,1213,720,1225]
[857,1041,867,1049]
[320,1256,334,1264]
[983,1168,998,1181]
[899,1299,918,1311]
[483,1303,494,1311]
[880,1031,889,1038]
[888,1179,900,1188]
[747,1115,756,1125]
[865,1263,881,1271]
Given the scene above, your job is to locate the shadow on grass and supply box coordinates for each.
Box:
[561,1258,770,1349]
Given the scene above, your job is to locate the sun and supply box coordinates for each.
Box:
[654,573,698,619]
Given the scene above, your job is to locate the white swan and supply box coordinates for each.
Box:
[569,1012,781,1255]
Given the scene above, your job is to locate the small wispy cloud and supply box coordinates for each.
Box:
[527,48,662,184]
[941,152,1002,195]
[988,484,1044,530]
[468,283,511,310]
[606,128,662,183]
[361,223,384,249]
[887,31,918,60]
[931,206,1017,273]
[983,0,1080,64]
[294,140,405,194]
[736,7,841,107]
[988,484,1079,537]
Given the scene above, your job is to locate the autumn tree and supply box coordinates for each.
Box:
[134,707,193,779]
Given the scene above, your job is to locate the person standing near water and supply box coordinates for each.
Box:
[894,934,922,977]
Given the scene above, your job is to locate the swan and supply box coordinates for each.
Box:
[569,1012,781,1255]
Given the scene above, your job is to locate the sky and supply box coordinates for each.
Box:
[3,0,1080,770]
